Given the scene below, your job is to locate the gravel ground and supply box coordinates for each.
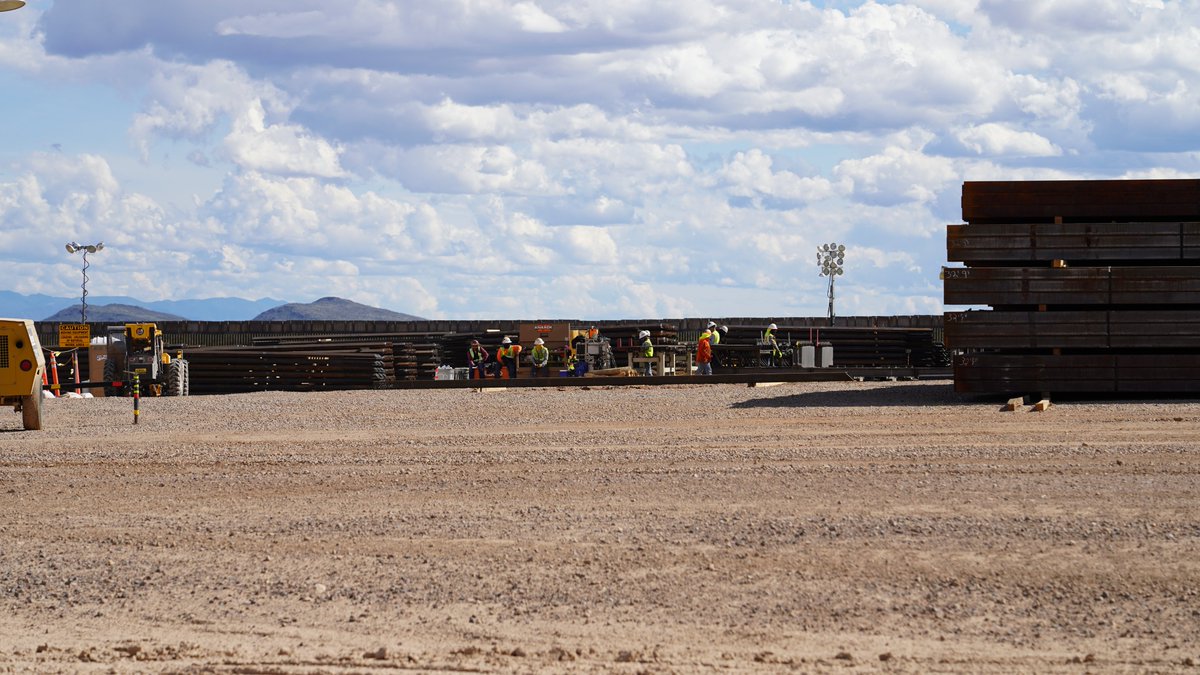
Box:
[1,380,1199,673]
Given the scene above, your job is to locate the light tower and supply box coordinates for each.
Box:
[817,243,845,325]
[65,242,104,323]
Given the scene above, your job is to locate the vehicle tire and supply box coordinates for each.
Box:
[181,360,190,396]
[103,360,123,397]
[167,360,184,396]
[21,393,43,431]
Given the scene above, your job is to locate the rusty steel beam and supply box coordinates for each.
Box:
[947,222,1200,263]
[962,179,1200,224]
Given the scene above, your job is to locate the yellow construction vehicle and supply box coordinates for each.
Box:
[104,323,189,396]
[1,318,46,430]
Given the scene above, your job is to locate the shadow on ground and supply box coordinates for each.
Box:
[734,382,1200,409]
[732,382,971,408]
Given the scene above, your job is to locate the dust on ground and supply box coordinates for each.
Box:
[2,380,1199,673]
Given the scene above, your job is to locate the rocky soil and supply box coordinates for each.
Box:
[1,380,1198,673]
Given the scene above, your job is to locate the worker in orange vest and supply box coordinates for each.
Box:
[696,327,713,375]
[496,337,521,378]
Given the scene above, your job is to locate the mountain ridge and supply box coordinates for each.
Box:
[0,291,422,322]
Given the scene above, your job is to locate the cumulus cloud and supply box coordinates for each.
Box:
[834,139,958,206]
[955,123,1062,157]
[2,0,1199,319]
[223,100,346,178]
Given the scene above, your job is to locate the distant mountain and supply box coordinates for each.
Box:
[1,290,422,322]
[0,291,283,321]
[43,303,186,323]
[253,296,424,321]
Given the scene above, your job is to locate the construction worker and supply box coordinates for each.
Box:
[706,321,721,370]
[588,325,599,339]
[639,329,655,376]
[467,339,489,380]
[529,338,550,378]
[696,325,713,375]
[567,343,589,377]
[496,337,519,378]
[764,322,782,367]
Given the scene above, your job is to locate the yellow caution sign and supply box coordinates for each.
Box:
[58,323,91,348]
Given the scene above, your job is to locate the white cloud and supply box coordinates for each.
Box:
[130,61,289,157]
[562,226,619,265]
[719,149,837,203]
[955,123,1062,157]
[834,141,958,206]
[3,0,1200,320]
[223,100,346,178]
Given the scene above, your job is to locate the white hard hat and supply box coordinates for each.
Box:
[638,330,650,339]
[707,321,716,328]
[502,337,512,344]
[534,338,544,345]
[720,325,728,332]
[768,323,777,330]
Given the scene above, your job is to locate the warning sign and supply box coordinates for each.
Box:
[58,323,91,348]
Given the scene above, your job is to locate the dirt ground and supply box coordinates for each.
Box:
[1,380,1198,673]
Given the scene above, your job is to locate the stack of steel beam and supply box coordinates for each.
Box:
[944,179,1200,394]
[253,332,437,382]
[604,323,681,361]
[186,342,393,394]
[710,324,949,370]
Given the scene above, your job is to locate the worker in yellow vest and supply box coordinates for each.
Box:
[639,329,655,376]
[467,339,489,379]
[764,322,782,367]
[529,338,550,378]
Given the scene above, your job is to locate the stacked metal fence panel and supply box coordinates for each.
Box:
[945,179,1200,394]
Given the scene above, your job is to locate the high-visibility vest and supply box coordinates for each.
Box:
[468,347,487,364]
[531,345,549,366]
[764,329,781,355]
[697,332,712,362]
[642,338,654,358]
[710,330,720,346]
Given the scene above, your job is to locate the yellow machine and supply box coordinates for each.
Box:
[105,323,189,396]
[1,318,46,430]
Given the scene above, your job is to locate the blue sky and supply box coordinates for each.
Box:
[2,0,1199,319]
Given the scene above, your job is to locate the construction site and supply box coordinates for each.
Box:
[2,178,1199,672]
[28,315,950,398]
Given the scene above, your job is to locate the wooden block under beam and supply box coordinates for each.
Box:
[1032,398,1052,412]
[749,381,786,388]
[1004,397,1025,412]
